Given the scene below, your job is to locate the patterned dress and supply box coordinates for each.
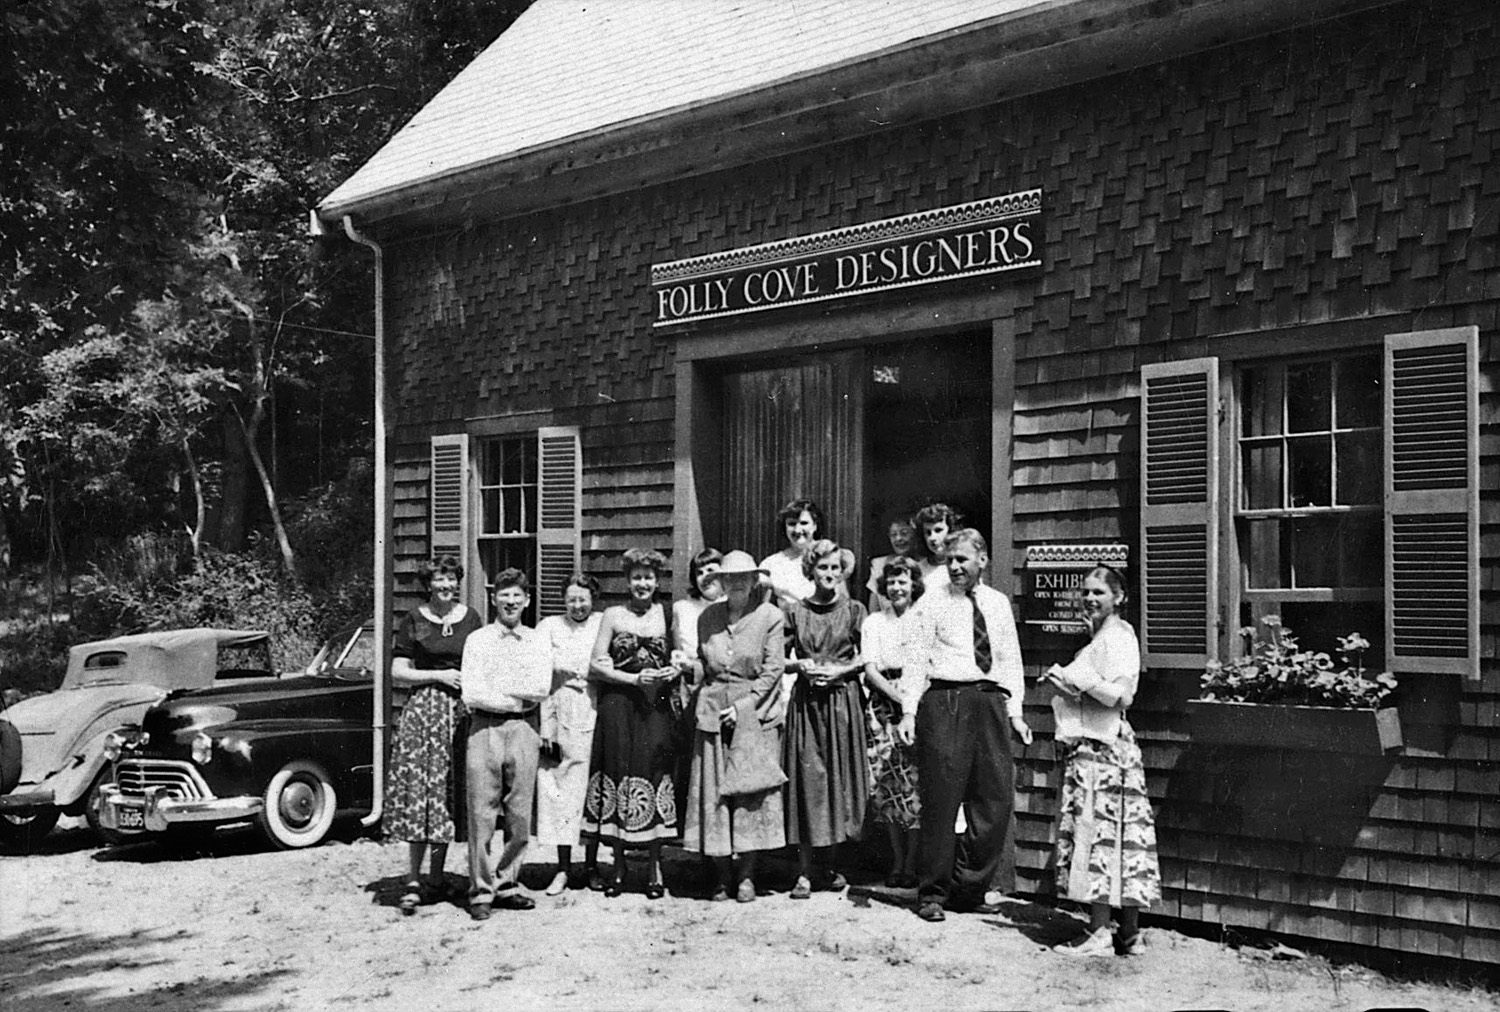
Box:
[1051,619,1161,908]
[783,594,869,847]
[384,605,483,844]
[861,606,919,829]
[583,605,679,846]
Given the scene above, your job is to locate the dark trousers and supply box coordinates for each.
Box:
[916,681,1015,906]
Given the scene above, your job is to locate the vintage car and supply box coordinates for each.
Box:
[98,619,382,849]
[0,628,274,850]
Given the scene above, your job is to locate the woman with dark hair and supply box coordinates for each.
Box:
[386,556,484,915]
[861,554,924,888]
[912,502,961,592]
[1042,566,1160,957]
[760,498,826,609]
[583,548,679,898]
[535,573,605,895]
[782,538,868,899]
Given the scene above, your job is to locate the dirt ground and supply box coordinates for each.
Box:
[1,820,1493,1011]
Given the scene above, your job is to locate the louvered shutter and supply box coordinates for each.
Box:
[1140,358,1221,668]
[429,433,470,566]
[1383,328,1480,681]
[536,426,582,619]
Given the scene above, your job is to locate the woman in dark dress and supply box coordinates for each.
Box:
[385,556,484,915]
[782,539,868,899]
[583,548,679,898]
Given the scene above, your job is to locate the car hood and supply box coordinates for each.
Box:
[4,683,164,786]
[141,675,370,743]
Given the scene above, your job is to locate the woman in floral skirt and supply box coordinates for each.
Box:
[1042,565,1160,956]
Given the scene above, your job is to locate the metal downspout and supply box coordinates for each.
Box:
[341,214,391,829]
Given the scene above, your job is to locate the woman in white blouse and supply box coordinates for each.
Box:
[860,555,924,888]
[1042,566,1160,957]
[535,574,605,896]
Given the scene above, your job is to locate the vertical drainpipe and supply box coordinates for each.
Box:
[338,213,391,829]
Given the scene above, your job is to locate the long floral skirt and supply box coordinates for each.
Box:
[384,684,467,844]
[783,678,868,847]
[866,689,920,829]
[1053,722,1160,907]
[582,684,678,846]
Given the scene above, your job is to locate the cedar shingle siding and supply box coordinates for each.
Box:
[381,1,1499,963]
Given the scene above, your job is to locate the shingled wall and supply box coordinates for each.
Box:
[380,0,1498,963]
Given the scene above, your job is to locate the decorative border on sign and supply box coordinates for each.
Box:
[651,189,1042,286]
[1024,544,1130,570]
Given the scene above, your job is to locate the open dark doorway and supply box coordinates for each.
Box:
[864,332,993,571]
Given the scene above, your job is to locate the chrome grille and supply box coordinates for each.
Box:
[114,759,212,801]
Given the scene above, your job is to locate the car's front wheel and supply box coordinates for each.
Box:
[0,805,60,853]
[84,773,128,846]
[256,760,337,850]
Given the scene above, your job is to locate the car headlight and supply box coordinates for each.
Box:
[191,732,214,765]
[103,731,125,762]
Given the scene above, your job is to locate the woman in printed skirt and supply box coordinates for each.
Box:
[782,539,868,899]
[861,555,923,889]
[681,550,787,902]
[535,574,605,895]
[583,548,680,898]
[385,556,484,915]
[1042,565,1160,957]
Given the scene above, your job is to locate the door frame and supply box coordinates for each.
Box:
[672,286,1021,597]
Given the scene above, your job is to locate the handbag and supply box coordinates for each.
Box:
[719,717,788,798]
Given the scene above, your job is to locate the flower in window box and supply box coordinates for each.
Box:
[1198,616,1397,710]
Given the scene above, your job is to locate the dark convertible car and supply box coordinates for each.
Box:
[98,622,381,849]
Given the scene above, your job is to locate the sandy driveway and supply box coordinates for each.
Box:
[0,823,1491,1011]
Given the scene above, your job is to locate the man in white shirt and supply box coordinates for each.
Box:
[462,568,552,920]
[898,529,1032,923]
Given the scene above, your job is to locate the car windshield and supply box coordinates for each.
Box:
[336,628,375,671]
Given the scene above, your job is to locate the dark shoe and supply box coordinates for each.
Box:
[493,892,535,911]
[568,868,593,891]
[604,879,624,898]
[821,871,848,892]
[917,901,946,923]
[709,886,731,902]
[587,870,608,892]
[399,882,421,916]
[789,876,812,900]
[468,902,492,921]
[645,881,665,900]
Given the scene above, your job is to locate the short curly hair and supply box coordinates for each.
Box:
[800,539,853,581]
[565,572,602,599]
[620,547,668,577]
[913,501,962,531]
[686,548,724,599]
[416,555,464,589]
[877,555,925,603]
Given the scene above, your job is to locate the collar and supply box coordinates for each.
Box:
[494,622,527,639]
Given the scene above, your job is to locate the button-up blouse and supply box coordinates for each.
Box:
[694,600,786,733]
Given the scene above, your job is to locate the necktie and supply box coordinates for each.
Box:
[969,591,992,674]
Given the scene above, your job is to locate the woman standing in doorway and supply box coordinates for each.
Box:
[1043,565,1160,957]
[386,556,484,915]
[912,502,960,592]
[584,548,679,898]
[760,498,825,609]
[783,539,868,899]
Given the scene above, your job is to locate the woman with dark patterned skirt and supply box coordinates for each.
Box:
[1043,565,1161,957]
[782,539,868,900]
[582,548,679,898]
[385,556,484,915]
[861,555,923,889]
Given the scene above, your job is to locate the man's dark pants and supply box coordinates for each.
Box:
[916,680,1015,907]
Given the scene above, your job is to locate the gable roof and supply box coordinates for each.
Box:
[317,0,1397,230]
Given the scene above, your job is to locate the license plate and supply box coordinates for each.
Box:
[117,805,145,830]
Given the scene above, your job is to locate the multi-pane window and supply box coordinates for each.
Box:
[477,436,539,623]
[1235,353,1383,661]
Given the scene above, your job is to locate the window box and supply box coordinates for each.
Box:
[1185,699,1402,754]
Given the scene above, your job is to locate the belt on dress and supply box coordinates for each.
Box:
[927,678,1009,698]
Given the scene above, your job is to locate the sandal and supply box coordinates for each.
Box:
[737,878,757,903]
[398,882,421,916]
[1055,926,1115,957]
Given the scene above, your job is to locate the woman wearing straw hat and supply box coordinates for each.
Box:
[681,550,788,902]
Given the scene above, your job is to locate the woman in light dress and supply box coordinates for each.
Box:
[759,498,824,609]
[1042,566,1160,958]
[535,574,605,896]
[671,549,725,828]
[912,502,960,592]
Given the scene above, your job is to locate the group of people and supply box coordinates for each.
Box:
[382,496,1159,958]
